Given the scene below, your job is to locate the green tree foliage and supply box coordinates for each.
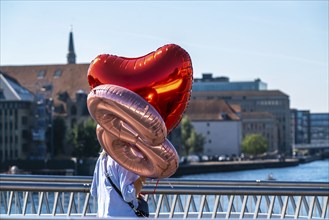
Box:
[241,134,268,156]
[68,118,101,158]
[181,116,193,156]
[181,116,205,156]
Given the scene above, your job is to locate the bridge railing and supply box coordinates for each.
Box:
[0,174,328,219]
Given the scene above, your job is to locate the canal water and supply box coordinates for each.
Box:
[179,159,329,182]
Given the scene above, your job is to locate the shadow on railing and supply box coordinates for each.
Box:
[0,174,328,219]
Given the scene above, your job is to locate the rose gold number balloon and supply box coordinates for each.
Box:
[88,84,178,178]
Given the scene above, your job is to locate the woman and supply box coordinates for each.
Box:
[90,150,145,217]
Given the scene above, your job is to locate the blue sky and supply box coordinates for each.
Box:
[1,0,328,113]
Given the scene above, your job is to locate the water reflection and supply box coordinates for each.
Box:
[180,159,329,182]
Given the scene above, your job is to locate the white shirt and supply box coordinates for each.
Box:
[90,154,139,217]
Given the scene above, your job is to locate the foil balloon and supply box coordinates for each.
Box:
[87,44,193,132]
[88,84,178,178]
[87,44,193,178]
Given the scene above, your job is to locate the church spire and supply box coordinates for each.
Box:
[67,28,76,64]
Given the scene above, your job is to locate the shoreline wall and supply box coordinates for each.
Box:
[0,158,303,176]
[173,159,300,177]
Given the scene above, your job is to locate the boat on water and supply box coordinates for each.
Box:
[267,173,276,180]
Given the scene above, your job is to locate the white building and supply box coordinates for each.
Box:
[185,99,242,156]
[192,120,242,156]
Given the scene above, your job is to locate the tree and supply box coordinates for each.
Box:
[181,116,205,156]
[68,118,101,158]
[181,116,193,156]
[187,130,205,154]
[241,134,268,156]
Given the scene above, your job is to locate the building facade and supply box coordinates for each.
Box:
[290,109,311,146]
[191,121,242,156]
[191,90,291,155]
[310,113,329,146]
[0,31,90,160]
[193,73,267,92]
[185,99,242,156]
[0,73,37,162]
[242,112,279,153]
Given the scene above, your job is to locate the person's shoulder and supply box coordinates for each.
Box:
[99,150,107,158]
[96,150,108,162]
[95,152,106,166]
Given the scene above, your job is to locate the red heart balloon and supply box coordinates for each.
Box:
[87,44,193,132]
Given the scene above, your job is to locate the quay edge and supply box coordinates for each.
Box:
[2,157,321,176]
[172,159,300,177]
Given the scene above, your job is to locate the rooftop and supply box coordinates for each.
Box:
[185,99,240,121]
[191,89,289,98]
[0,64,90,106]
[0,72,35,101]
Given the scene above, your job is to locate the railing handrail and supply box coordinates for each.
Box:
[1,174,328,187]
[1,175,328,196]
[0,174,92,183]
[1,174,328,219]
[1,182,328,196]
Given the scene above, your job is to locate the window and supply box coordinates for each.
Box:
[14,110,18,129]
[53,69,62,78]
[22,143,28,153]
[22,130,29,139]
[37,70,46,79]
[22,116,28,125]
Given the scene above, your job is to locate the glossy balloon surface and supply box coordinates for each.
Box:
[88,84,179,178]
[87,44,193,132]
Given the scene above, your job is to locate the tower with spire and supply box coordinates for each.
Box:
[67,29,76,64]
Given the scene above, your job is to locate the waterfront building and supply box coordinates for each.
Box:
[241,112,279,153]
[0,73,36,161]
[0,64,90,128]
[0,31,90,126]
[185,99,242,156]
[191,90,291,155]
[193,73,267,91]
[310,113,329,146]
[290,109,311,145]
[0,31,90,159]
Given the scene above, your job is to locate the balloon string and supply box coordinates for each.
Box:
[151,179,160,194]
